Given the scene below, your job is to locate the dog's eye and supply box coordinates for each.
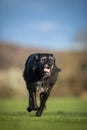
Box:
[49,56,55,63]
[41,57,47,63]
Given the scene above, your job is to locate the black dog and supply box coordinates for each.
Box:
[23,53,61,116]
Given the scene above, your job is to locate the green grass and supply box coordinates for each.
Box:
[0,98,87,130]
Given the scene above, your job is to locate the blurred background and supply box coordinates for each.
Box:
[0,0,87,99]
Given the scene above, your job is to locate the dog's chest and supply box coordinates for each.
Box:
[35,77,50,93]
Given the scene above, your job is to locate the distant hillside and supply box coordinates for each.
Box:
[0,42,41,69]
[0,42,87,97]
[0,42,68,69]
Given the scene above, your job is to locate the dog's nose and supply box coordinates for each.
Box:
[48,62,53,67]
[45,63,52,68]
[44,64,50,68]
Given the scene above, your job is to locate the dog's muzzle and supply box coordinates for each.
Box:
[43,64,54,74]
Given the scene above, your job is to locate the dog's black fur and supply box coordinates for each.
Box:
[23,53,61,116]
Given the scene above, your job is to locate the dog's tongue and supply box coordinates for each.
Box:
[44,68,50,73]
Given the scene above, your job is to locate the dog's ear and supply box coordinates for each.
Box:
[50,54,53,56]
[34,54,39,61]
[58,67,61,72]
[50,54,55,63]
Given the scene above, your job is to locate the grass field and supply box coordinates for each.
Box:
[0,97,87,130]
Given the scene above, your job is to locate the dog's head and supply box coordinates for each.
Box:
[33,53,61,76]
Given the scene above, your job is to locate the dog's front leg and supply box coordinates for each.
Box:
[32,90,38,110]
[35,92,49,116]
[27,85,38,112]
[40,92,46,109]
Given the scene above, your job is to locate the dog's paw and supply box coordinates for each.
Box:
[27,106,39,112]
[27,106,32,112]
[35,112,41,117]
[35,109,42,117]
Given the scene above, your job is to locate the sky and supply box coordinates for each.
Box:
[0,0,87,50]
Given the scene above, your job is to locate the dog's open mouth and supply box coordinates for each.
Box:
[44,67,50,74]
[44,65,54,74]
